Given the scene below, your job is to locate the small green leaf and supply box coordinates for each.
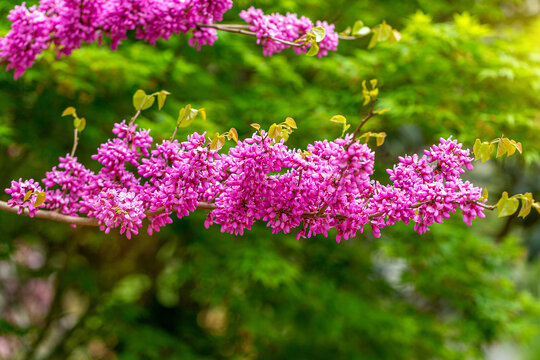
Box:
[496,138,510,158]
[73,117,86,132]
[479,142,492,162]
[24,190,33,202]
[229,128,238,143]
[482,188,488,201]
[199,108,207,122]
[330,115,347,124]
[34,192,46,207]
[518,193,533,218]
[133,89,147,110]
[306,41,319,56]
[339,26,352,36]
[177,108,186,125]
[473,139,481,160]
[250,123,261,131]
[140,95,155,110]
[157,90,170,110]
[312,26,326,42]
[285,117,297,129]
[352,20,364,35]
[268,123,279,139]
[62,107,76,117]
[374,108,389,115]
[497,192,519,217]
[376,132,387,146]
[533,202,540,215]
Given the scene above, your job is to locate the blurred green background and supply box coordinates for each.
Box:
[1,0,540,359]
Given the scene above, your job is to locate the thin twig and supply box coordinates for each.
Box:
[70,129,78,158]
[196,23,303,47]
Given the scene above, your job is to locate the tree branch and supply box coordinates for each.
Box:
[0,199,496,228]
[196,23,303,47]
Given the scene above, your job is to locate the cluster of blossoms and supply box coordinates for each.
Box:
[0,0,233,78]
[239,7,339,57]
[0,0,341,79]
[4,118,487,242]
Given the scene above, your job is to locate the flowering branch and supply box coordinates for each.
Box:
[196,23,302,48]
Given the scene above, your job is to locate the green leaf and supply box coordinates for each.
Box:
[157,90,170,110]
[229,128,238,143]
[374,108,389,115]
[497,192,519,217]
[62,107,76,117]
[34,192,46,207]
[306,41,319,56]
[496,138,510,157]
[518,193,533,218]
[24,190,33,202]
[133,89,147,110]
[479,142,492,162]
[482,188,488,201]
[312,26,326,42]
[268,123,279,139]
[376,132,387,146]
[473,139,481,160]
[73,117,86,132]
[199,108,207,122]
[533,202,540,215]
[285,117,297,129]
[339,26,351,36]
[352,20,364,35]
[140,95,155,110]
[250,123,261,131]
[330,115,347,124]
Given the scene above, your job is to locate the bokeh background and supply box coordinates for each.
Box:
[1,0,540,359]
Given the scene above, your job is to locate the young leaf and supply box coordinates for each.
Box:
[374,108,389,115]
[268,123,279,139]
[73,117,86,132]
[473,139,481,160]
[533,202,540,215]
[496,138,510,158]
[199,108,207,122]
[250,123,261,131]
[24,190,33,202]
[376,132,387,146]
[330,115,347,124]
[229,128,238,143]
[312,26,326,42]
[479,142,492,162]
[306,41,319,56]
[285,117,297,129]
[140,95,155,110]
[157,90,170,110]
[133,89,147,110]
[482,188,488,201]
[34,192,46,207]
[518,193,533,218]
[497,192,519,217]
[352,20,364,35]
[62,107,76,117]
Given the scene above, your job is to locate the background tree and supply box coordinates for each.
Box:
[0,0,540,359]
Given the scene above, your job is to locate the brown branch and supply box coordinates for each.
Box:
[196,23,303,47]
[0,199,497,228]
[0,200,216,227]
[350,99,377,142]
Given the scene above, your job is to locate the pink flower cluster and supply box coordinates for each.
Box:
[0,0,233,78]
[5,119,487,242]
[0,1,343,78]
[239,7,339,57]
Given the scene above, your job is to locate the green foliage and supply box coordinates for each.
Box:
[1,0,540,359]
